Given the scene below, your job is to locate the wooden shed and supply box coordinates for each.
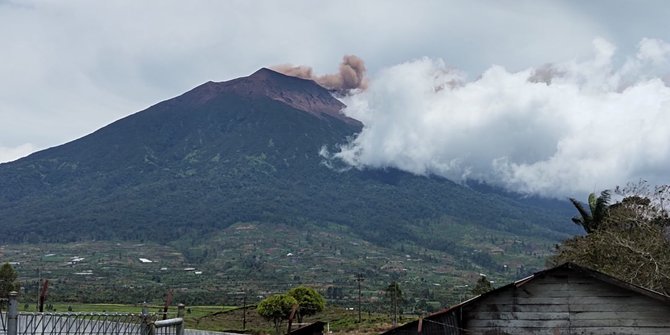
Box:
[382,262,670,335]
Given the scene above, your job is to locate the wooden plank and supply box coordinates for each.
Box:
[570,318,670,328]
[521,287,633,298]
[469,326,670,335]
[531,282,633,293]
[465,319,570,328]
[468,326,566,335]
[520,277,641,295]
[567,296,651,304]
[475,303,570,313]
[480,295,569,305]
[569,326,670,335]
[569,303,670,312]
[493,284,643,299]
[467,311,570,321]
[471,295,668,310]
[570,310,670,321]
[473,302,664,313]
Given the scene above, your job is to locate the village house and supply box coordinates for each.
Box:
[382,262,670,335]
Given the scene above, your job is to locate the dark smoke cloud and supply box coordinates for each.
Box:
[272,55,368,92]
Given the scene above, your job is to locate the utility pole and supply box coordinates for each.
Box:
[39,280,49,312]
[355,273,364,323]
[36,267,41,311]
[162,289,173,320]
[242,293,247,331]
[387,281,400,327]
[393,288,398,327]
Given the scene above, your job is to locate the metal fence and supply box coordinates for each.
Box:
[0,292,184,335]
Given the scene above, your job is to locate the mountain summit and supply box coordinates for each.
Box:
[178,68,358,126]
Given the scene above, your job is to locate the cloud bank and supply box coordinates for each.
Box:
[326,38,670,198]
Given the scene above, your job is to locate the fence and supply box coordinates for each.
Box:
[1,292,185,335]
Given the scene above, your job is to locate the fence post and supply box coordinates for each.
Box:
[176,304,185,335]
[141,302,154,335]
[8,291,18,335]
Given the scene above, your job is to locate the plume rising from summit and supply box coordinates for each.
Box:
[272,55,368,92]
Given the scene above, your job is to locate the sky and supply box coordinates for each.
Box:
[2,0,670,198]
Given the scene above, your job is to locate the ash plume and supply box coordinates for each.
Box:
[272,55,368,92]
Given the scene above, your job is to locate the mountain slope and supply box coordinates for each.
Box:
[0,69,576,274]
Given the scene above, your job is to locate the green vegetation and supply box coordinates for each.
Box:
[554,182,670,294]
[257,294,298,335]
[0,262,19,298]
[254,285,325,334]
[287,286,325,323]
[190,303,390,335]
[470,275,494,296]
[0,218,560,314]
[568,190,611,233]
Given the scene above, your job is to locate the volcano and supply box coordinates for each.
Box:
[0,68,573,250]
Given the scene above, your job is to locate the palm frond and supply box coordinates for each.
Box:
[588,193,597,215]
[592,190,611,227]
[569,198,591,221]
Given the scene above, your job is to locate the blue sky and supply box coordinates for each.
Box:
[2,1,670,197]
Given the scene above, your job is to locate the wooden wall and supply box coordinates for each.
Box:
[462,268,670,334]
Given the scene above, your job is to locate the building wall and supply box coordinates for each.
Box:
[381,312,463,335]
[462,269,670,334]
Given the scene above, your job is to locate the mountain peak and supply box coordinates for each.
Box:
[181,68,360,126]
[248,67,284,79]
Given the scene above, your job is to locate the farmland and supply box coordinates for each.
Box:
[2,220,555,314]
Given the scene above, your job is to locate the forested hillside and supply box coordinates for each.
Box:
[0,69,579,306]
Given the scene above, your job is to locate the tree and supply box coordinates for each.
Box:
[554,183,670,294]
[256,294,298,335]
[0,262,19,298]
[470,275,494,296]
[568,190,611,233]
[287,286,325,323]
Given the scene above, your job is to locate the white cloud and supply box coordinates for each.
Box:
[0,143,35,163]
[328,39,670,198]
[637,38,670,64]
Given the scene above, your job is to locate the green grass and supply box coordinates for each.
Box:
[24,303,394,334]
[183,304,395,335]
